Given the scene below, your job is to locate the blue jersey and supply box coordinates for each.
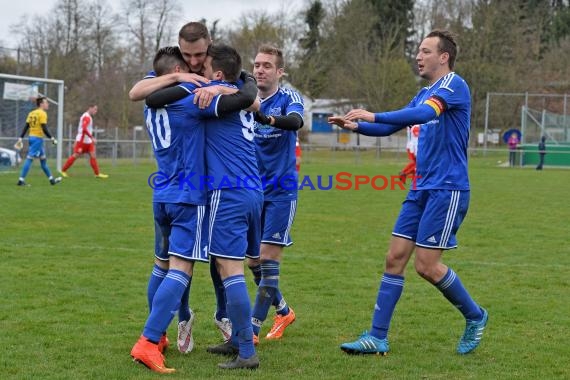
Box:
[143,70,156,79]
[144,82,207,205]
[254,87,304,200]
[408,72,470,190]
[200,81,261,191]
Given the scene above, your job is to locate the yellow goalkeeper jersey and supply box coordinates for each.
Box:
[26,108,48,137]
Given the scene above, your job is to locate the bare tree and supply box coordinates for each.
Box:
[87,0,119,78]
[121,0,180,74]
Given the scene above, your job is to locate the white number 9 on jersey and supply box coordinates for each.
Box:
[239,111,255,142]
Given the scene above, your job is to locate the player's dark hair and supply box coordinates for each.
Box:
[207,44,242,82]
[426,29,458,70]
[36,96,47,107]
[179,22,211,43]
[153,46,188,76]
[258,44,284,69]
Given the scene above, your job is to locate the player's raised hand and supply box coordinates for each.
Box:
[328,116,358,131]
[193,86,217,109]
[328,116,345,127]
[254,111,272,125]
[193,85,238,109]
[344,109,374,122]
[177,72,210,87]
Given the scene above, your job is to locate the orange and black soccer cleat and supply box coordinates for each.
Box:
[266,307,296,340]
[131,336,175,374]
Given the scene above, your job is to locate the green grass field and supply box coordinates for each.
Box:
[1,151,569,379]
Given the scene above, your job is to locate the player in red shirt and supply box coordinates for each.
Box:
[61,104,108,178]
[399,124,419,182]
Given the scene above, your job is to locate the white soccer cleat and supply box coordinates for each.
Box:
[177,310,195,354]
[214,312,232,343]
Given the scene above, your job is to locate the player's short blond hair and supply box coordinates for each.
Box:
[257,45,284,69]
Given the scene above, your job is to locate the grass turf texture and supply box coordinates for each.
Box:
[1,151,569,379]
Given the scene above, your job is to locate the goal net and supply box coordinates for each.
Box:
[0,73,64,170]
[521,105,570,145]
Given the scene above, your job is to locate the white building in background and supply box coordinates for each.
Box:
[281,81,407,151]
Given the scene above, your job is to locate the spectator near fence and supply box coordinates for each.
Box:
[507,132,520,167]
[536,136,546,170]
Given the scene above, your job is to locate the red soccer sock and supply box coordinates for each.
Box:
[62,156,77,172]
[90,157,100,175]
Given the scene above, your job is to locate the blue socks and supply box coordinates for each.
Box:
[368,269,482,341]
[250,263,288,315]
[251,260,280,336]
[435,268,482,321]
[211,259,227,321]
[143,269,190,343]
[178,278,192,323]
[224,275,255,359]
[250,264,262,285]
[147,264,167,312]
[370,273,404,339]
[19,159,53,180]
[20,158,33,178]
[40,159,52,178]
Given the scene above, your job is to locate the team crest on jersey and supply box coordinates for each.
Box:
[254,121,273,133]
[254,107,282,134]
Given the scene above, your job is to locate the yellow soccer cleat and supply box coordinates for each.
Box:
[95,173,109,179]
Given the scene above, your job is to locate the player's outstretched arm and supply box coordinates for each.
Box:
[328,116,404,136]
[344,109,375,122]
[328,116,358,131]
[373,103,437,125]
[145,86,190,108]
[355,122,405,137]
[130,73,209,101]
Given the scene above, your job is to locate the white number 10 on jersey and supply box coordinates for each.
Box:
[146,108,172,149]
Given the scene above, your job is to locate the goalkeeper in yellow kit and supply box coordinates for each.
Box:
[15,96,62,186]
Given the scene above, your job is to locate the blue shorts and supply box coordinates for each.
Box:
[208,188,262,260]
[261,199,297,246]
[153,203,208,262]
[27,137,46,159]
[393,189,469,250]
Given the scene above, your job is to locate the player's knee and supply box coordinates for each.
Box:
[246,257,260,269]
[260,245,282,261]
[385,249,408,271]
[413,261,438,283]
[155,259,169,270]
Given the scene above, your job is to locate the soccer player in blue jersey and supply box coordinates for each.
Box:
[329,30,488,356]
[131,46,259,373]
[129,22,210,101]
[200,44,262,370]
[247,44,304,344]
[15,97,61,186]
[129,21,234,343]
[144,43,261,370]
